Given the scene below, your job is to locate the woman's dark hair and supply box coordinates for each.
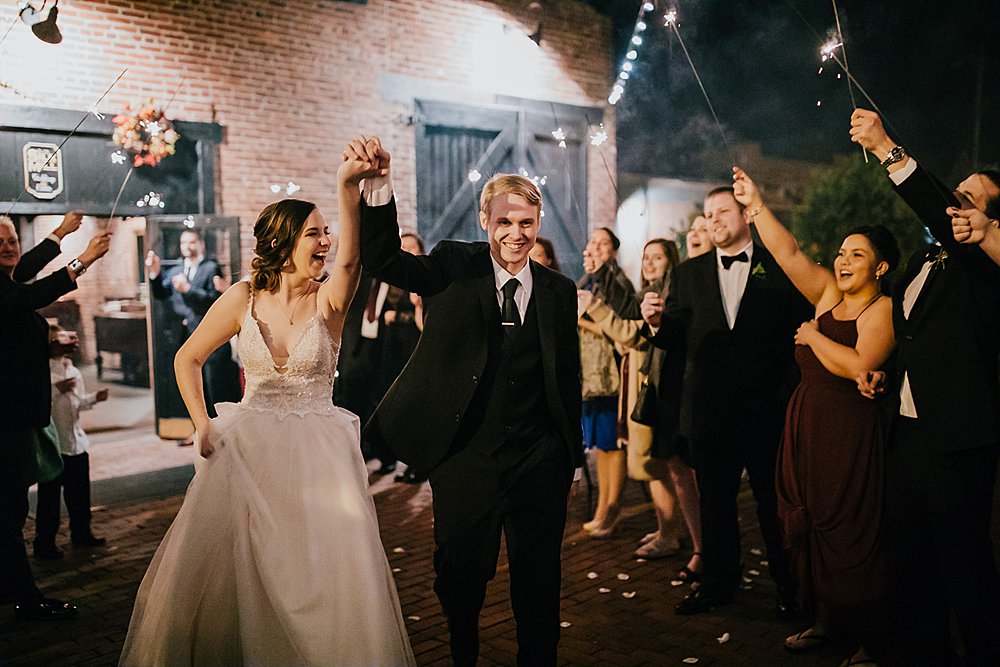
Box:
[250,199,317,293]
[533,236,561,272]
[641,238,681,293]
[596,226,621,251]
[845,225,900,295]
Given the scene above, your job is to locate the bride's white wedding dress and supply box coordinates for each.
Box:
[120,294,415,666]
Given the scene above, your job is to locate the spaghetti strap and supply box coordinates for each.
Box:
[855,294,883,319]
[821,298,845,319]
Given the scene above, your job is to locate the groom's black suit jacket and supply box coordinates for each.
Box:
[359,198,583,476]
[890,164,1000,451]
[650,245,808,466]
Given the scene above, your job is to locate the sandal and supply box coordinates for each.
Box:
[634,537,681,559]
[784,629,831,653]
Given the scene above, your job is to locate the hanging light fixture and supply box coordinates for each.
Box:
[19,0,62,44]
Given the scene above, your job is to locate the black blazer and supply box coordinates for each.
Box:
[150,259,224,336]
[891,163,1000,451]
[0,239,76,431]
[336,268,384,380]
[360,198,583,473]
[649,246,808,463]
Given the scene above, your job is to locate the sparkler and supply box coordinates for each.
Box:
[828,0,867,162]
[3,68,128,218]
[663,8,737,165]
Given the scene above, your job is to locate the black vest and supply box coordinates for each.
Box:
[455,296,550,458]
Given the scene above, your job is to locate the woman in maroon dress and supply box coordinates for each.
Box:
[733,167,898,666]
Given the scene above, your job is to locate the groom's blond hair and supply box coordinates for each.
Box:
[479,174,542,216]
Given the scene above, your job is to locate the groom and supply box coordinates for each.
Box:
[358,138,582,666]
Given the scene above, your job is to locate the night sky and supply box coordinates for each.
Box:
[606,0,1000,184]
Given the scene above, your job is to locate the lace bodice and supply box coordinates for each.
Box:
[238,293,341,417]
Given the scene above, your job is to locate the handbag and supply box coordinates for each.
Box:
[630,377,657,426]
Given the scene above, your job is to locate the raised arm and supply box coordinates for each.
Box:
[174,282,250,457]
[732,166,836,307]
[317,135,387,329]
[795,297,895,380]
[951,205,1000,266]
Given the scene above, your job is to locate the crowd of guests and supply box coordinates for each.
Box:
[2,109,999,666]
[563,110,1000,666]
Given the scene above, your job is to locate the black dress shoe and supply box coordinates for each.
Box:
[394,467,427,484]
[72,533,107,548]
[33,542,64,560]
[14,597,78,620]
[674,588,732,615]
[775,585,802,622]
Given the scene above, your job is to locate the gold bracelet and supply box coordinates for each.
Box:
[747,203,765,221]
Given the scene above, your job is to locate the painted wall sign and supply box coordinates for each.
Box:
[23,141,64,200]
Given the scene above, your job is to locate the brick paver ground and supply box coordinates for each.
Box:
[3,456,998,666]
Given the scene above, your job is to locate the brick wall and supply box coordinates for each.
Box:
[1,0,615,261]
[1,0,616,361]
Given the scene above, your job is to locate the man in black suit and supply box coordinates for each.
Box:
[852,109,1000,665]
[147,229,240,429]
[0,212,109,620]
[355,137,582,666]
[642,186,808,616]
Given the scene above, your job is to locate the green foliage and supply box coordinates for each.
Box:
[790,153,929,270]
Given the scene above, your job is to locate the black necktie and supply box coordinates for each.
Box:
[501,278,521,331]
[721,252,749,270]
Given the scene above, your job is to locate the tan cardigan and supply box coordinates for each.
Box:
[585,298,668,481]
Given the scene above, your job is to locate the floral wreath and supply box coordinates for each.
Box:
[112,100,179,167]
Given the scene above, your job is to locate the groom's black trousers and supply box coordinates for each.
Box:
[431,430,572,667]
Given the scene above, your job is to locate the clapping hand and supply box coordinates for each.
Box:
[144,251,161,279]
[582,248,597,275]
[171,272,191,293]
[641,291,664,328]
[856,370,886,399]
[339,135,391,185]
[948,205,998,245]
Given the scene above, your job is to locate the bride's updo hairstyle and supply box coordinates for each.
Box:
[251,199,317,293]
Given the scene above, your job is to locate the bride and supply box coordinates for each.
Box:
[120,137,415,666]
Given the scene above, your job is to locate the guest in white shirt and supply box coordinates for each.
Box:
[33,326,108,560]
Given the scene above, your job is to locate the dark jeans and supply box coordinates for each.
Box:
[886,418,1000,666]
[35,451,93,544]
[0,427,41,604]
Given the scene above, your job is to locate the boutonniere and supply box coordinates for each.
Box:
[930,247,949,270]
[751,262,767,279]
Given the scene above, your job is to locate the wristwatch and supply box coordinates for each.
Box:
[67,258,86,276]
[880,146,907,168]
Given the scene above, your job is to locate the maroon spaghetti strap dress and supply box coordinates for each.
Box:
[776,307,889,632]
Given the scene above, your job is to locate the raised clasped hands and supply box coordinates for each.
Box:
[641,291,664,329]
[731,166,763,217]
[948,205,998,245]
[171,273,191,293]
[856,370,886,400]
[339,135,391,186]
[794,319,819,346]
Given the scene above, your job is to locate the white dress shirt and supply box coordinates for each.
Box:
[182,257,202,281]
[491,256,533,323]
[716,240,754,330]
[360,281,391,339]
[50,357,98,455]
[891,158,926,418]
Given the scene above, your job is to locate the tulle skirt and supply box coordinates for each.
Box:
[119,403,415,667]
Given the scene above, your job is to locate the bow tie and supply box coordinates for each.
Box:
[721,252,749,270]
